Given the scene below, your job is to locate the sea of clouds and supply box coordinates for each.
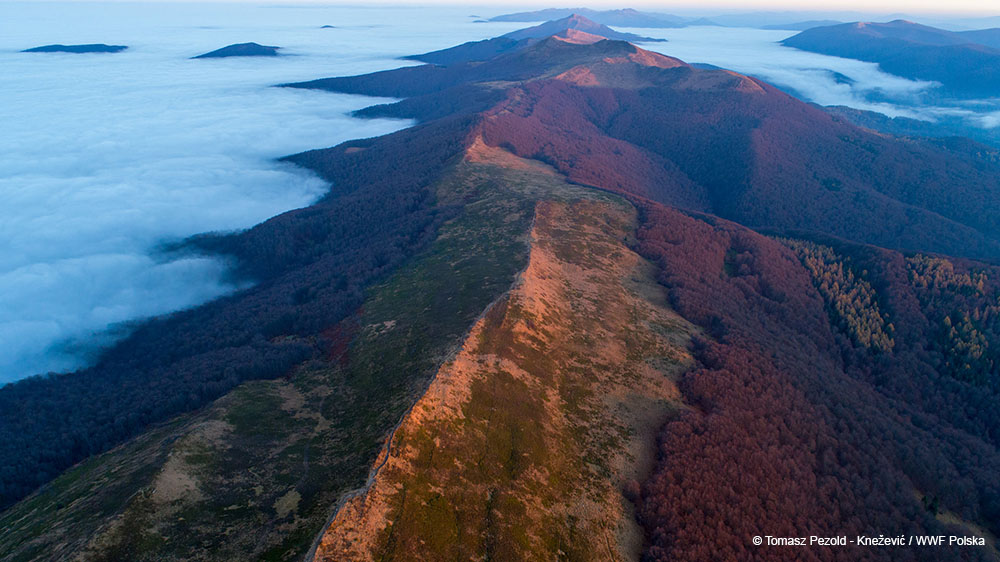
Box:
[0,2,524,383]
[2,2,999,384]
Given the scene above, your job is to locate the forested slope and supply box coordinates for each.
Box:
[293,37,1000,263]
[632,204,1000,561]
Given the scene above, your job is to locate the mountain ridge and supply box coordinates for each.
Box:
[483,8,686,28]
[290,35,1000,263]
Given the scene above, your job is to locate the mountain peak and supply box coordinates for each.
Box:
[550,28,607,45]
[407,14,664,65]
[502,14,664,43]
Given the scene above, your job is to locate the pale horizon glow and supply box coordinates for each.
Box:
[1,0,999,17]
[357,2,1000,17]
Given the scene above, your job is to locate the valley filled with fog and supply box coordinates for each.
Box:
[0,3,526,382]
[2,1,999,383]
[632,25,1000,126]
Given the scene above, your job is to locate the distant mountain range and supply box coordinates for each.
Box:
[482,7,687,27]
[783,20,1000,98]
[481,6,1000,35]
[481,7,851,29]
[409,14,663,65]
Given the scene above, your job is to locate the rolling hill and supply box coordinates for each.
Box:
[22,44,127,53]
[483,8,686,28]
[959,27,1000,49]
[192,42,282,58]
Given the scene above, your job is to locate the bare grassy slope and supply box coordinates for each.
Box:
[0,148,560,561]
[314,144,697,561]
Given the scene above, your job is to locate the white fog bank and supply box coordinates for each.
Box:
[0,3,524,382]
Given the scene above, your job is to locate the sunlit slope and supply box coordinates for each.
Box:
[0,146,585,561]
[315,142,696,562]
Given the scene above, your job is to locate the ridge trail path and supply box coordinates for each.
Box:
[302,215,537,562]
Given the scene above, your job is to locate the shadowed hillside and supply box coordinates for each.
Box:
[782,20,1000,99]
[633,204,1000,561]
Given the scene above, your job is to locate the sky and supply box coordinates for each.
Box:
[508,0,1000,14]
[0,0,998,16]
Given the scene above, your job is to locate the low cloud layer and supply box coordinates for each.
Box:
[634,26,1000,126]
[0,3,526,383]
